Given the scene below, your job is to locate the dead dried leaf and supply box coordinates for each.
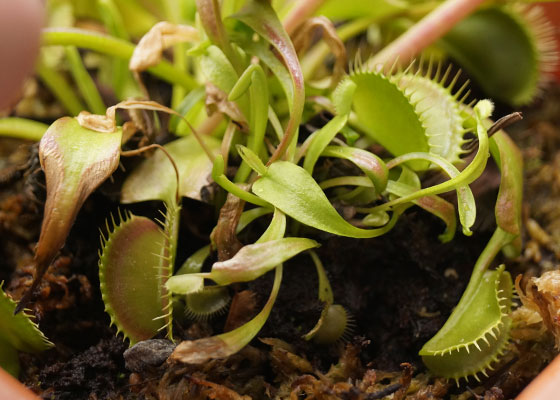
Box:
[211,192,245,261]
[129,21,200,72]
[170,336,232,365]
[205,83,248,130]
[516,271,560,348]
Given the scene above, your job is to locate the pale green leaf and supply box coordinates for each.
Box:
[121,134,220,203]
[210,237,318,285]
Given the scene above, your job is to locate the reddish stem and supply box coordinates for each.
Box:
[371,0,486,69]
[283,0,326,35]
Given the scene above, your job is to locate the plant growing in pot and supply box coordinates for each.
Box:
[0,0,559,398]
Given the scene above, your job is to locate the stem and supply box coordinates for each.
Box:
[171,44,188,109]
[65,46,106,115]
[459,228,514,303]
[283,0,326,35]
[36,61,85,116]
[370,0,486,69]
[0,118,48,141]
[42,28,197,90]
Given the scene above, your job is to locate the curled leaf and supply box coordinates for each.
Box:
[19,117,122,312]
[129,21,200,72]
[490,131,523,237]
[321,146,388,195]
[292,16,347,88]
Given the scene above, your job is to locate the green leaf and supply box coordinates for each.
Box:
[256,208,287,243]
[231,64,269,182]
[233,0,304,162]
[121,134,220,203]
[236,145,268,176]
[236,207,273,233]
[387,151,474,236]
[210,237,318,285]
[303,115,348,175]
[212,155,272,208]
[99,213,167,344]
[65,46,106,115]
[387,180,456,242]
[321,146,388,195]
[368,101,491,227]
[166,274,205,295]
[199,45,239,92]
[252,161,392,238]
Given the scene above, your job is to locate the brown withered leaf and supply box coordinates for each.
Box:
[170,336,232,365]
[260,338,314,377]
[205,83,248,130]
[223,290,257,332]
[129,21,200,72]
[186,375,251,400]
[16,117,122,312]
[211,192,245,261]
[516,271,560,348]
[77,99,181,133]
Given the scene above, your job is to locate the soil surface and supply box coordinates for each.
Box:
[1,87,560,399]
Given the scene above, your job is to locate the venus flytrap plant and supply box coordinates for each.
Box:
[5,0,555,390]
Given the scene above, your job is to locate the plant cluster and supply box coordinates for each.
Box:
[0,0,558,388]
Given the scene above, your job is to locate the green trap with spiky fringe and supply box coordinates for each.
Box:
[420,265,513,383]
